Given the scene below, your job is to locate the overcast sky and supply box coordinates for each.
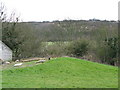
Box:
[1,0,119,21]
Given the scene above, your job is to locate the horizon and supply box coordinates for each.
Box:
[21,19,118,23]
[8,18,118,23]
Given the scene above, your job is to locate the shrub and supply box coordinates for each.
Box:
[43,42,68,57]
[96,37,118,65]
[68,39,89,57]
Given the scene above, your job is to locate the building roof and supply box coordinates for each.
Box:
[0,40,12,52]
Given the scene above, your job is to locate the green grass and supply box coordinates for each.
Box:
[2,57,118,88]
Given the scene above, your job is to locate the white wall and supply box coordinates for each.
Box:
[0,41,12,61]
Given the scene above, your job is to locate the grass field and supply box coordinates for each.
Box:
[2,57,118,88]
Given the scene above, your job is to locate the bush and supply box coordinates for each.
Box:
[96,37,118,65]
[43,42,68,57]
[68,40,89,57]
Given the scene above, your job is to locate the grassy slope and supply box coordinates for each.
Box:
[2,57,118,88]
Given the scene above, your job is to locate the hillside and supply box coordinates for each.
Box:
[25,20,118,41]
[2,20,118,64]
[2,57,118,88]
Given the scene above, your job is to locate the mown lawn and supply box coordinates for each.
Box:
[2,57,118,88]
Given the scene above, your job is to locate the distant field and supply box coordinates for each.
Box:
[42,41,70,45]
[2,57,118,88]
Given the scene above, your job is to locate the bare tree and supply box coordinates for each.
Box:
[0,3,7,22]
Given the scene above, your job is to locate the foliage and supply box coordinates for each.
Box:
[2,22,43,60]
[67,40,89,57]
[2,21,21,59]
[0,4,118,66]
[41,42,68,57]
[97,37,118,65]
[0,3,43,60]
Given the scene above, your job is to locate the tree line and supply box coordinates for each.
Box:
[0,3,118,66]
